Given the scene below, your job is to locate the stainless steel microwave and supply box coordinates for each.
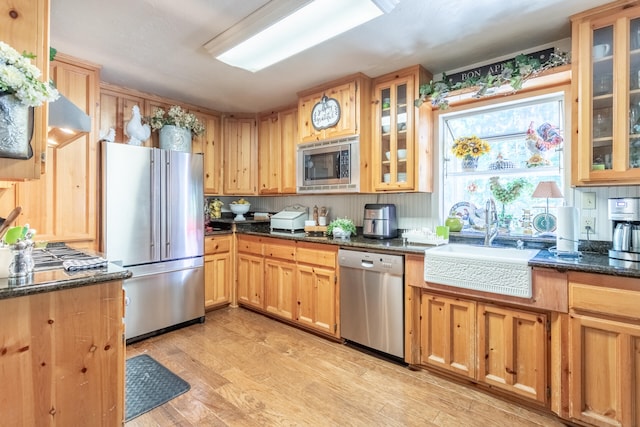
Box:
[297,137,360,193]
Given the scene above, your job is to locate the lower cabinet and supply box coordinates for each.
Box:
[0,281,124,425]
[568,272,640,427]
[236,235,265,310]
[204,234,232,310]
[419,290,548,406]
[236,235,338,338]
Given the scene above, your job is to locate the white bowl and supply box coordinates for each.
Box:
[385,151,391,160]
[229,203,250,220]
[382,125,391,133]
[383,173,391,183]
[397,149,407,160]
[398,172,407,182]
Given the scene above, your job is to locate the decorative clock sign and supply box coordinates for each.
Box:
[311,95,341,130]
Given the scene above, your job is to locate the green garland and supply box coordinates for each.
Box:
[415,51,570,110]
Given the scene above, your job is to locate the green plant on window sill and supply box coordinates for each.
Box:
[414,51,570,110]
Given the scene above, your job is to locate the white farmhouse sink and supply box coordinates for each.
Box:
[423,244,540,298]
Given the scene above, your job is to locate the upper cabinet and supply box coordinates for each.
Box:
[190,110,222,195]
[297,73,371,143]
[223,116,258,195]
[371,65,433,192]
[572,0,640,185]
[0,0,49,180]
[258,107,298,195]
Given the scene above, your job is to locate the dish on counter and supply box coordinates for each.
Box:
[533,213,557,232]
[449,201,483,227]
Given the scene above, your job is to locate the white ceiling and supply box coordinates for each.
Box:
[50,0,611,114]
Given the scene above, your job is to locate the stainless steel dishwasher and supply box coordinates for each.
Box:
[339,249,404,359]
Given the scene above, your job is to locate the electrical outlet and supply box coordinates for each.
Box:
[582,216,595,233]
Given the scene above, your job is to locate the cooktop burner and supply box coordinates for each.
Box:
[31,243,97,272]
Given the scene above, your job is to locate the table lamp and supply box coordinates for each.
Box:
[532,181,564,236]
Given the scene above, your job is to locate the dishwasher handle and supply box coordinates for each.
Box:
[361,259,375,268]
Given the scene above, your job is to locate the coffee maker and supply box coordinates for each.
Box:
[363,204,398,239]
[608,197,640,263]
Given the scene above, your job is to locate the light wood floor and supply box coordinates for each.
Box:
[125,307,566,427]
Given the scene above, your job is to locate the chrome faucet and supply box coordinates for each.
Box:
[484,198,499,246]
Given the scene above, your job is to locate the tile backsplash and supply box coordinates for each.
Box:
[207,185,640,242]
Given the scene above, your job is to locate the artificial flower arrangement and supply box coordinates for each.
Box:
[147,105,205,137]
[0,41,58,106]
[451,135,491,159]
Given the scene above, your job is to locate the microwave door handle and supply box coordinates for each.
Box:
[335,153,340,177]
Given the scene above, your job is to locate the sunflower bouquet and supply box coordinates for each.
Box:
[451,136,491,159]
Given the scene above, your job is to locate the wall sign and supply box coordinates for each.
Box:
[311,95,341,130]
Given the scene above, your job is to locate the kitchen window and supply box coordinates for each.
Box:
[440,93,565,235]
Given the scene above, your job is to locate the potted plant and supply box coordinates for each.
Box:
[327,218,356,239]
[146,105,205,152]
[0,41,59,159]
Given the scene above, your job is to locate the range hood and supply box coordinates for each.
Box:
[47,94,91,148]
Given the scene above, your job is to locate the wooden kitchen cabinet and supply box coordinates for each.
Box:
[191,110,223,194]
[477,303,548,405]
[0,0,49,180]
[16,54,99,248]
[568,271,640,427]
[204,234,232,310]
[371,65,433,192]
[296,242,338,337]
[236,235,264,309]
[258,107,298,195]
[297,73,371,142]
[224,116,258,194]
[263,239,296,320]
[0,281,124,425]
[571,1,640,185]
[99,84,147,145]
[420,292,476,378]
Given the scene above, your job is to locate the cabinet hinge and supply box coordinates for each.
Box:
[334,276,337,284]
[546,386,551,399]
[334,323,337,333]
[546,319,551,333]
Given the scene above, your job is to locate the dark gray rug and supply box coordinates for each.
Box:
[125,354,190,422]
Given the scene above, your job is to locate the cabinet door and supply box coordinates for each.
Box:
[420,293,476,378]
[477,304,547,404]
[236,253,264,309]
[572,4,640,184]
[99,90,146,145]
[372,75,414,190]
[569,313,640,427]
[298,81,357,142]
[258,113,281,194]
[296,264,337,336]
[17,57,99,247]
[0,0,48,180]
[264,259,296,320]
[204,250,231,310]
[279,108,298,194]
[224,117,257,194]
[191,111,222,194]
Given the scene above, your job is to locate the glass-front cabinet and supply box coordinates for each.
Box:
[572,2,640,185]
[372,65,433,192]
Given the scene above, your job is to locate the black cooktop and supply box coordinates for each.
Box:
[31,242,96,271]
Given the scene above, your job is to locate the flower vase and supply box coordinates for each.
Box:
[461,155,478,172]
[0,93,33,159]
[159,125,192,152]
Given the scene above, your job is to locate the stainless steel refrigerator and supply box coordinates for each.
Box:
[101,142,204,342]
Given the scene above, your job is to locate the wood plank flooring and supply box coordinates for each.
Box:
[125,307,566,427]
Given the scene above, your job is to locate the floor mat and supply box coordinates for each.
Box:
[125,354,190,422]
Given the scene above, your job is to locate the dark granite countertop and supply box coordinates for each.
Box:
[0,263,132,300]
[232,222,640,279]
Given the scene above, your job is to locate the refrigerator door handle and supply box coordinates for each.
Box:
[150,150,158,259]
[164,153,171,259]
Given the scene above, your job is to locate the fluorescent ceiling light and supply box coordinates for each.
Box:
[204,0,399,72]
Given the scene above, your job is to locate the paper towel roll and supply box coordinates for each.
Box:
[556,206,579,253]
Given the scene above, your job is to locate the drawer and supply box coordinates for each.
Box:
[569,279,640,320]
[236,235,264,256]
[204,236,231,254]
[297,243,336,268]
[264,243,295,261]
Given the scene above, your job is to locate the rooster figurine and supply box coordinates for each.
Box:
[125,105,150,146]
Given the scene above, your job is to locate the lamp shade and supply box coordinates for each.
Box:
[532,181,563,199]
